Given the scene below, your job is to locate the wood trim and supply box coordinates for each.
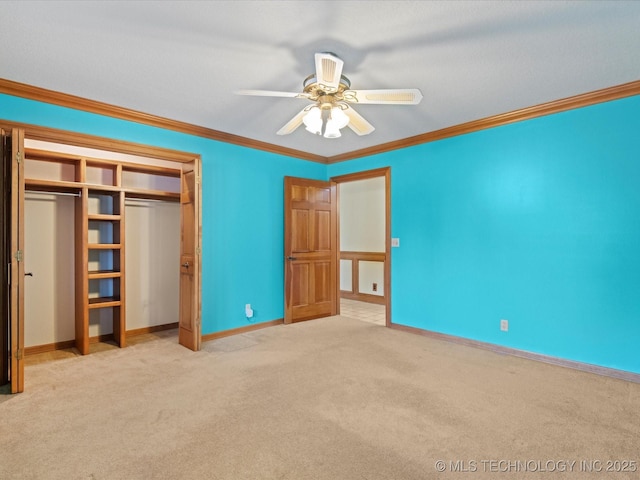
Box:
[340,291,386,305]
[89,333,115,344]
[340,251,386,262]
[0,78,327,164]
[0,130,10,385]
[25,147,182,176]
[1,121,198,163]
[331,167,392,184]
[10,128,25,393]
[24,340,76,356]
[328,80,640,163]
[126,322,179,337]
[389,323,640,384]
[3,78,639,165]
[332,167,392,325]
[24,323,179,355]
[201,319,284,343]
[339,251,386,304]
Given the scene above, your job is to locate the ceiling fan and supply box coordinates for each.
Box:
[236,52,423,138]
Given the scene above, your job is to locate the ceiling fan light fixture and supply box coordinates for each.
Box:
[303,106,322,135]
[323,119,342,138]
[238,51,421,139]
[330,106,349,129]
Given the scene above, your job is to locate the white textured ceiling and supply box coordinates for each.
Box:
[1,1,639,158]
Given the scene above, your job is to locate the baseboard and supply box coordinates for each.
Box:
[389,323,640,384]
[340,291,386,305]
[25,340,76,356]
[126,322,179,337]
[25,323,180,355]
[201,318,284,342]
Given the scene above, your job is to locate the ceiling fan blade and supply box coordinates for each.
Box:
[343,105,375,136]
[276,107,309,135]
[314,52,344,92]
[343,89,423,105]
[235,89,309,99]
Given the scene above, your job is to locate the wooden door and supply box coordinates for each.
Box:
[284,177,338,323]
[7,129,25,393]
[178,160,201,351]
[0,130,10,387]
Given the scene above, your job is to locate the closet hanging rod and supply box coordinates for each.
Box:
[25,189,81,198]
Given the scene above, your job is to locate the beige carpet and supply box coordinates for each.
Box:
[1,316,639,480]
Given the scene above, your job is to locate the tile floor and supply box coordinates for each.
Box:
[340,298,386,326]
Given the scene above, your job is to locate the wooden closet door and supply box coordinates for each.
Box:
[0,130,10,387]
[178,160,201,351]
[7,128,25,393]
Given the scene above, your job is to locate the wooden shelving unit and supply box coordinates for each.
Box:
[24,148,181,354]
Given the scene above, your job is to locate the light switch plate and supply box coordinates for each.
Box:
[391,238,400,247]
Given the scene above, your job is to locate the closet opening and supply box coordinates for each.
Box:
[1,126,202,383]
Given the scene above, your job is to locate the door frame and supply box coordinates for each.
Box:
[0,130,8,387]
[330,167,391,326]
[0,122,202,388]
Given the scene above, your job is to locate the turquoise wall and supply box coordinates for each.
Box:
[3,92,639,374]
[328,95,640,374]
[0,94,326,335]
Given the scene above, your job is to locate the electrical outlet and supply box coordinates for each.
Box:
[372,283,377,292]
[500,319,509,332]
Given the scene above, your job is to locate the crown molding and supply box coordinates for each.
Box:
[0,78,328,164]
[3,77,639,165]
[328,79,640,163]
[0,120,199,163]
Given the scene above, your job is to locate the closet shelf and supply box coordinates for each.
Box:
[88,270,121,280]
[88,297,121,309]
[124,188,180,201]
[87,243,122,250]
[86,184,121,193]
[25,178,82,193]
[88,214,121,221]
[24,179,179,200]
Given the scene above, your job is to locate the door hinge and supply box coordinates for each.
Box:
[15,150,22,164]
[13,250,23,262]
[196,246,201,256]
[14,348,24,360]
[195,176,201,185]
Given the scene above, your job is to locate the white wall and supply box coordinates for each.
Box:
[358,261,385,296]
[339,177,385,297]
[339,259,352,291]
[339,177,385,252]
[125,199,180,330]
[24,193,75,346]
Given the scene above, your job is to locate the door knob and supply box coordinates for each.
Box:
[182,262,190,268]
[25,272,33,277]
[286,256,297,261]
